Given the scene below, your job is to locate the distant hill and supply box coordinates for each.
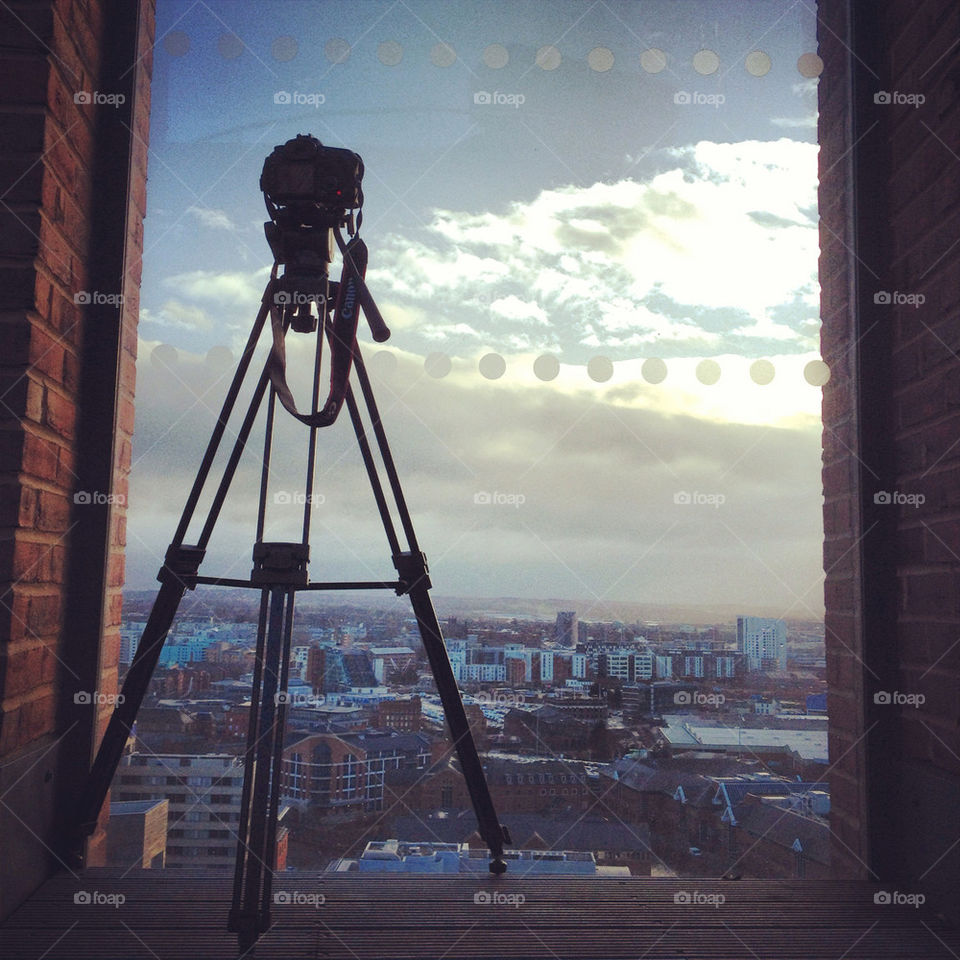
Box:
[123,587,820,629]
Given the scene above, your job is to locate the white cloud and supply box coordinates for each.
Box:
[163,266,271,308]
[139,298,214,331]
[489,295,549,325]
[364,139,819,357]
[186,205,237,230]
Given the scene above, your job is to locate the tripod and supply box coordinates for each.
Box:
[75,138,511,954]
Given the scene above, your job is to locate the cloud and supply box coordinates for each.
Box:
[125,340,824,614]
[186,205,237,230]
[362,139,819,361]
[140,298,215,331]
[162,266,271,310]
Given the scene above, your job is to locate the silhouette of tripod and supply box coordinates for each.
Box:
[75,135,510,954]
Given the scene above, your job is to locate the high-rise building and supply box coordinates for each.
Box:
[555,611,577,646]
[737,616,788,671]
[113,754,283,870]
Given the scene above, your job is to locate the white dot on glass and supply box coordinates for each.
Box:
[483,43,509,69]
[692,49,720,75]
[369,351,398,378]
[642,358,667,384]
[533,354,560,381]
[797,52,824,78]
[745,50,771,76]
[218,33,244,59]
[271,36,298,61]
[640,48,667,73]
[424,353,451,379]
[479,353,506,380]
[151,343,178,368]
[750,359,775,385]
[205,345,233,370]
[325,38,351,64]
[378,41,403,66]
[587,356,613,383]
[431,42,457,67]
[804,359,831,386]
[163,31,190,57]
[696,359,721,385]
[536,45,562,71]
[588,47,614,72]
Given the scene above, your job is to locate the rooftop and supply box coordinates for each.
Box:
[2,870,955,959]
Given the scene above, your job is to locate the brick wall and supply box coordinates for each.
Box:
[818,0,960,923]
[0,0,154,920]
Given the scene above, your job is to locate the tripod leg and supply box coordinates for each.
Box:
[399,556,509,873]
[230,585,294,951]
[74,546,204,847]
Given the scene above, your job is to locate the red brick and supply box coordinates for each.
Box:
[42,386,75,440]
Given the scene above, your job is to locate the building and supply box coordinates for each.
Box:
[555,611,577,647]
[330,839,602,876]
[281,731,432,810]
[105,799,167,870]
[369,646,417,684]
[375,696,422,732]
[737,617,788,671]
[388,812,652,875]
[401,756,603,816]
[113,754,276,871]
[622,681,695,718]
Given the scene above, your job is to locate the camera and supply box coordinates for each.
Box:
[260,134,363,216]
[261,135,364,331]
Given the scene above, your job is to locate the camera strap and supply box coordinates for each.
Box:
[266,235,368,428]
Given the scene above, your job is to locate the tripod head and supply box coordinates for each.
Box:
[261,134,389,427]
[261,134,363,333]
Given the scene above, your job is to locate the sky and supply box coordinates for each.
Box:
[130,0,825,621]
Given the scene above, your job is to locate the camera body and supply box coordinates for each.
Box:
[260,134,363,214]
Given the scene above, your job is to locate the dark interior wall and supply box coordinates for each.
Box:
[0,0,154,921]
[819,0,960,924]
